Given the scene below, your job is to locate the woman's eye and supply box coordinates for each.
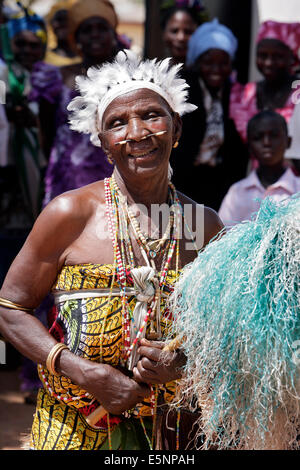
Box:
[144,112,159,120]
[110,120,125,129]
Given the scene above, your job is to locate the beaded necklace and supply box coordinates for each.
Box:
[105,176,181,347]
[104,175,184,448]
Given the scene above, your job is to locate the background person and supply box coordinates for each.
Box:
[171,19,249,210]
[44,0,81,67]
[219,110,300,226]
[160,0,208,67]
[30,0,120,205]
[0,1,49,401]
[230,20,300,169]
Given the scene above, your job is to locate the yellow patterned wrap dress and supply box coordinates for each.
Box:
[30,264,179,450]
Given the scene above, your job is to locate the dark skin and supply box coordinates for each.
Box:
[0,89,223,414]
[12,30,46,72]
[6,30,46,128]
[163,10,197,65]
[50,9,77,58]
[195,49,232,96]
[248,114,291,189]
[256,39,295,110]
[61,16,117,89]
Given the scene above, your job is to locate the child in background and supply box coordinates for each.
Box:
[219,110,300,226]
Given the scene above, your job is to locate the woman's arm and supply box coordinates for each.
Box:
[0,193,150,414]
[0,193,87,363]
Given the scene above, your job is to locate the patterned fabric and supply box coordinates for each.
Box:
[31,264,179,450]
[6,3,47,44]
[195,79,224,167]
[31,388,152,450]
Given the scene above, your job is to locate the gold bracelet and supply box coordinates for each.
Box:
[46,343,69,376]
[0,297,33,313]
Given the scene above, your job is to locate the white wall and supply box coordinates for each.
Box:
[257,0,300,22]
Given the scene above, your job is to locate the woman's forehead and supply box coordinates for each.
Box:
[257,38,291,53]
[102,89,172,118]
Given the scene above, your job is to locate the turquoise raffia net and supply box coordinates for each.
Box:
[170,195,300,449]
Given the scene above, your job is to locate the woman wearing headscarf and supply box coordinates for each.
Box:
[171,19,249,210]
[30,0,121,205]
[0,3,47,228]
[230,21,300,148]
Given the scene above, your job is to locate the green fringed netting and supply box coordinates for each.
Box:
[170,194,300,449]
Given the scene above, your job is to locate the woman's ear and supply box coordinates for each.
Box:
[98,132,110,154]
[98,132,114,165]
[172,112,182,146]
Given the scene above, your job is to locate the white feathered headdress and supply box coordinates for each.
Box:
[67,50,197,147]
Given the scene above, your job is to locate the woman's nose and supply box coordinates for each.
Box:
[176,30,186,41]
[126,118,148,141]
[263,134,271,146]
[264,55,273,67]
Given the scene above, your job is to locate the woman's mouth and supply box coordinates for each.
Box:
[128,148,158,159]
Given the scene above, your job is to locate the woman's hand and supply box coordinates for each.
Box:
[77,360,151,415]
[132,338,186,385]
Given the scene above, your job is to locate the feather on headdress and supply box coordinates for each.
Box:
[170,194,300,450]
[67,49,197,147]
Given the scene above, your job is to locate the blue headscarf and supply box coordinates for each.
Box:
[186,18,238,66]
[6,2,47,44]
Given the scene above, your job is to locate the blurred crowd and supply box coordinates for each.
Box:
[0,0,300,402]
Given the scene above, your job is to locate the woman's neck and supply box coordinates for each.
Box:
[258,75,293,110]
[263,72,293,90]
[112,169,170,209]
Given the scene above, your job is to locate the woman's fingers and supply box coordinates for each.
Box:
[139,338,165,349]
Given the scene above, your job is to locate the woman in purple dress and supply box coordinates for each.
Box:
[30,0,120,205]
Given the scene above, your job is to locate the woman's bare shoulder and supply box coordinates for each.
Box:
[29,182,105,248]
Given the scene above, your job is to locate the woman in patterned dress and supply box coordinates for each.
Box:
[0,51,223,450]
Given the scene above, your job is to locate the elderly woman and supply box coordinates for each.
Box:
[171,19,249,211]
[0,50,223,450]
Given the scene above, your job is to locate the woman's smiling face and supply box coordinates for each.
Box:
[163,10,197,63]
[99,88,181,179]
[196,49,232,91]
[256,39,293,82]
